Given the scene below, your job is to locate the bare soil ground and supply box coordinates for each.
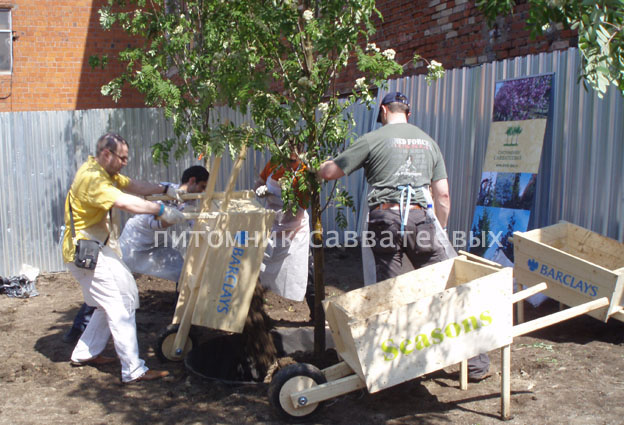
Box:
[1,247,624,425]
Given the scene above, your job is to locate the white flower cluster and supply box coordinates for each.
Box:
[302,9,314,22]
[298,76,314,88]
[382,49,396,61]
[366,43,380,53]
[355,77,367,90]
[428,60,442,70]
[317,102,329,113]
[425,59,445,84]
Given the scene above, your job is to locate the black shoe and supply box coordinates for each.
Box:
[62,327,83,344]
[468,371,492,382]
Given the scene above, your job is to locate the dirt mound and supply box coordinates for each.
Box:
[2,248,624,424]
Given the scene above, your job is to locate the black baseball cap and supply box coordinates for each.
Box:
[376,91,410,123]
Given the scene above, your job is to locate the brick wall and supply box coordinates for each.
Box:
[0,0,145,112]
[0,0,577,112]
[337,0,577,91]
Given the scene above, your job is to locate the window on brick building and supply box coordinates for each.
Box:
[0,9,12,73]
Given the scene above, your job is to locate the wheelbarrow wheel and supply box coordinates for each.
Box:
[156,324,197,362]
[268,363,327,421]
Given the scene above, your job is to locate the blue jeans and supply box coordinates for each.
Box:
[71,303,95,332]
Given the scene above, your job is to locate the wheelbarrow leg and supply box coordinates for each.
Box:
[169,284,200,360]
[459,359,468,390]
[501,344,511,420]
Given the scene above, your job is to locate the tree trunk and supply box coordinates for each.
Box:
[310,189,326,357]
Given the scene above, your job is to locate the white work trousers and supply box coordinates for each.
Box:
[67,245,148,382]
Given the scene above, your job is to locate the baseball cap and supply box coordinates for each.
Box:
[376,91,410,123]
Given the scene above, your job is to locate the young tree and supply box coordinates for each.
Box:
[95,0,443,355]
[471,208,492,257]
[477,0,624,97]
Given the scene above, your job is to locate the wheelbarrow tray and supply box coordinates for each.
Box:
[323,256,513,393]
[173,197,275,333]
[513,221,624,322]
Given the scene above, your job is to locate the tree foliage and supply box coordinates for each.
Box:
[477,0,624,97]
[95,0,447,213]
[95,0,444,354]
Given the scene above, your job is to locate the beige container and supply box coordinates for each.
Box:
[513,221,624,322]
[323,257,513,393]
[174,197,275,333]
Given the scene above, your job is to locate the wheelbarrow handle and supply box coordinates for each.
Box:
[512,296,609,337]
[511,282,548,304]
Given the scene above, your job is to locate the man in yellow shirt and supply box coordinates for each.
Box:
[62,132,186,383]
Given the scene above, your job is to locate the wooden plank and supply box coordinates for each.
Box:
[325,301,366,380]
[512,297,609,337]
[191,209,274,333]
[452,256,506,285]
[511,282,548,304]
[146,190,255,202]
[201,155,222,211]
[513,222,568,248]
[169,285,200,360]
[565,224,624,270]
[322,361,354,382]
[220,148,247,212]
[323,302,347,356]
[352,267,513,393]
[175,155,221,300]
[289,374,366,408]
[327,258,455,321]
[517,299,525,324]
[607,275,624,318]
[501,344,511,420]
[182,212,220,220]
[610,310,624,323]
[173,222,213,324]
[457,250,504,269]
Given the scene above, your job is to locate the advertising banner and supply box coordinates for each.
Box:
[470,74,554,269]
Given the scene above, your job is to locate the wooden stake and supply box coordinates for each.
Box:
[169,155,221,356]
[501,344,511,420]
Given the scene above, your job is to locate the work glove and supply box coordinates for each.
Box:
[159,206,186,225]
[255,185,269,198]
[164,184,186,202]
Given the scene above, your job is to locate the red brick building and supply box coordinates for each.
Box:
[0,0,144,112]
[0,0,577,112]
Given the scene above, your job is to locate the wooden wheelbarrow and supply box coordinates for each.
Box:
[268,255,610,421]
[149,152,275,362]
[512,221,624,323]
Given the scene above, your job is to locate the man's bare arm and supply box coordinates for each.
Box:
[113,193,161,215]
[431,178,450,228]
[318,160,345,181]
[125,179,166,196]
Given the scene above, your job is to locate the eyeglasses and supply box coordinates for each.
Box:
[107,149,128,163]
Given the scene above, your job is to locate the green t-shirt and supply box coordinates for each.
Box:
[333,123,447,207]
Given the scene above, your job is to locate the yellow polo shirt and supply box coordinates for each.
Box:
[62,156,130,262]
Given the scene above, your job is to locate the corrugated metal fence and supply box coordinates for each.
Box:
[0,47,622,275]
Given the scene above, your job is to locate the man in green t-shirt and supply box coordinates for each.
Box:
[318,92,490,381]
[319,91,450,277]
